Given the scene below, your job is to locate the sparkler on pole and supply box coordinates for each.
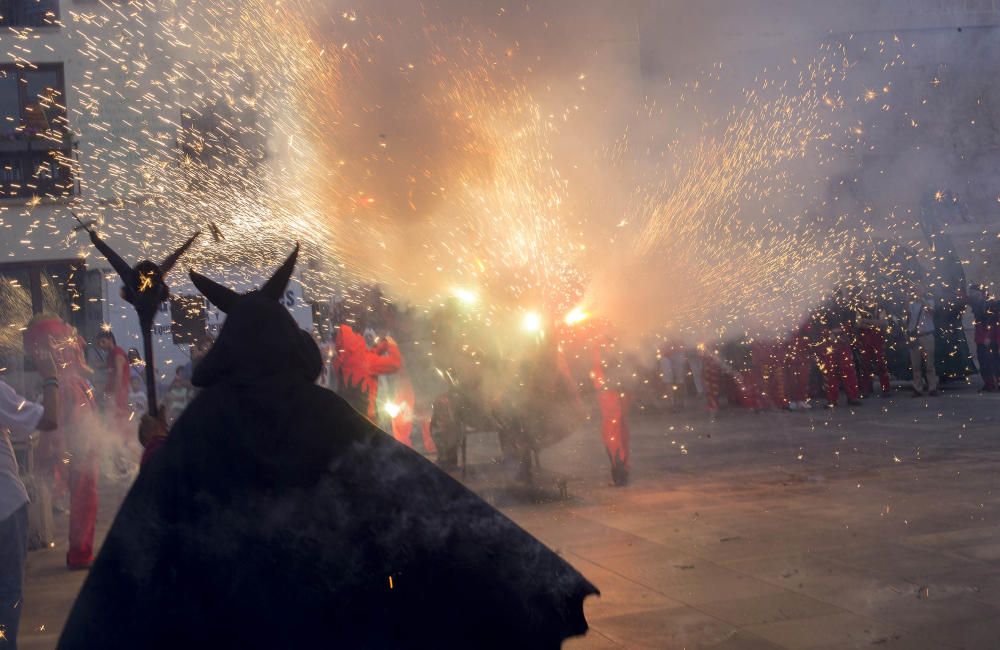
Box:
[75,212,200,418]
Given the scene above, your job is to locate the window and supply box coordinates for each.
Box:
[39,263,83,323]
[0,260,85,321]
[0,63,74,199]
[177,61,265,191]
[0,269,33,374]
[0,0,60,27]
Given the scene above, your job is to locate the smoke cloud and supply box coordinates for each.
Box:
[61,0,1000,345]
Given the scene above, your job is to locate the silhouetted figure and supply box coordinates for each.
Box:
[59,246,597,650]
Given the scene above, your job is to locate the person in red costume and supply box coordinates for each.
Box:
[751,337,788,410]
[969,284,1000,391]
[783,321,816,410]
[590,341,630,486]
[854,302,890,398]
[815,290,862,408]
[24,315,100,570]
[699,343,724,417]
[331,325,401,423]
[96,330,130,433]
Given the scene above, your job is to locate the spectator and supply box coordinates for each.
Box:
[854,301,891,398]
[126,348,143,382]
[0,352,58,649]
[723,337,763,411]
[658,341,687,411]
[784,320,816,410]
[816,289,862,408]
[934,289,976,383]
[751,337,788,410]
[906,284,939,397]
[96,331,130,432]
[127,375,148,417]
[687,345,705,398]
[24,315,100,570]
[190,336,215,374]
[163,365,194,425]
[591,341,630,486]
[137,410,168,468]
[968,284,999,392]
[698,342,725,417]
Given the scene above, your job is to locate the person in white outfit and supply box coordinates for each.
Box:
[906,284,939,397]
[0,353,59,649]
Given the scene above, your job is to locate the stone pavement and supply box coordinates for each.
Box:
[17,387,1000,649]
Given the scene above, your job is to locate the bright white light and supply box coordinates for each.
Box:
[522,311,543,333]
[451,287,478,304]
[383,401,402,418]
[564,306,589,326]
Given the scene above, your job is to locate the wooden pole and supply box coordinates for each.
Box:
[142,320,159,418]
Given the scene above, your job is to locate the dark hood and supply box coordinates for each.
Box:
[192,294,321,387]
[188,244,321,387]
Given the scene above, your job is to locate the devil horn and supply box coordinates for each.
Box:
[189,270,239,314]
[261,244,299,301]
[160,231,201,277]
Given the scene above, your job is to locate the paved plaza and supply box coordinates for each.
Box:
[17,387,1000,649]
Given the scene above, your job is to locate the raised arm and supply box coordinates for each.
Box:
[0,354,56,438]
[369,337,402,375]
[89,230,133,285]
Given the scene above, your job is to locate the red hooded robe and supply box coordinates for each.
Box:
[332,325,401,421]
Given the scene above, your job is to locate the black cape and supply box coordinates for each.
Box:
[59,259,596,649]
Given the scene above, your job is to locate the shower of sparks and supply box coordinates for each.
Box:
[19,0,581,319]
[0,3,991,350]
[580,51,859,339]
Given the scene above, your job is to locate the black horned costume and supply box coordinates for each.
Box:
[59,245,597,649]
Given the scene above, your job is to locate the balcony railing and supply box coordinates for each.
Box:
[0,147,74,199]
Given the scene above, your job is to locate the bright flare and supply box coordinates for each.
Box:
[451,287,478,304]
[521,311,543,333]
[383,401,402,418]
[564,306,589,326]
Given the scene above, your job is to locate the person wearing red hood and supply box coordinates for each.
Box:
[332,325,402,422]
[24,315,100,570]
[590,342,630,486]
[751,337,788,410]
[96,330,130,435]
[854,302,891,398]
[816,291,862,408]
[780,322,813,410]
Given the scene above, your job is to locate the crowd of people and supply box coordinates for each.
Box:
[307,278,1000,493]
[651,282,1000,417]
